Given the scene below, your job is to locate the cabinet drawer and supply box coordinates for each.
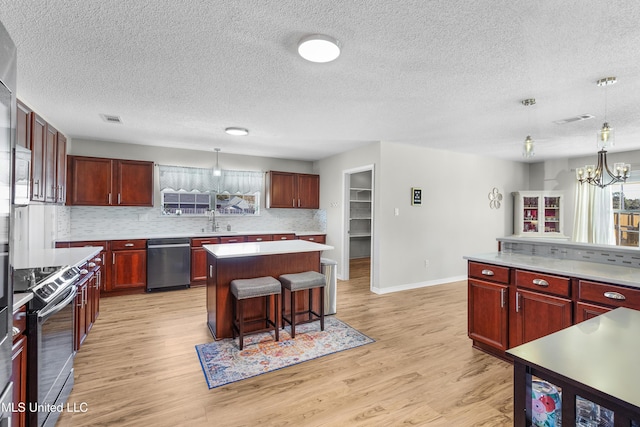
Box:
[273,233,296,241]
[12,306,26,339]
[578,280,640,310]
[246,234,273,242]
[219,236,247,244]
[297,234,326,243]
[516,270,570,297]
[468,262,510,284]
[111,239,147,250]
[191,237,220,247]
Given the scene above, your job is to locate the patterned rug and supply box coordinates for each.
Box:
[195,317,374,389]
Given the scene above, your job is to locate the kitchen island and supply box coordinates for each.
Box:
[508,307,640,425]
[204,240,333,339]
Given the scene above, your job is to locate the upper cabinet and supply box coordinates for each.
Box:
[266,171,319,209]
[16,100,68,204]
[67,156,154,207]
[512,191,567,238]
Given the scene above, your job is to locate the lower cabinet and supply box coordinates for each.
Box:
[110,240,147,291]
[191,237,220,285]
[11,306,27,427]
[512,289,572,347]
[74,271,92,350]
[575,301,611,323]
[297,234,326,243]
[468,279,508,351]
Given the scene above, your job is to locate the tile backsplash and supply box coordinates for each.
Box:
[62,206,326,239]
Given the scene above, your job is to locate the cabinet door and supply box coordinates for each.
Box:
[44,124,57,203]
[68,156,113,205]
[16,100,31,149]
[191,247,207,283]
[268,171,296,208]
[115,160,154,206]
[468,279,509,351]
[30,113,46,202]
[514,289,572,346]
[55,133,67,204]
[111,250,147,290]
[575,301,611,324]
[74,280,87,350]
[11,334,27,427]
[297,174,320,208]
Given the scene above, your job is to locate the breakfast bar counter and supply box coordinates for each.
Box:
[204,240,333,339]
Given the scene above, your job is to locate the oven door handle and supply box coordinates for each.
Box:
[38,286,78,320]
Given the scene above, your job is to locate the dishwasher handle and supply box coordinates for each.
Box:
[147,243,191,249]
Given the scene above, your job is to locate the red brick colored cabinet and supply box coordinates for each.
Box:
[109,239,147,290]
[297,234,326,243]
[191,237,220,285]
[266,171,319,209]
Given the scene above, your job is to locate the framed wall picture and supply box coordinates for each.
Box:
[412,187,422,206]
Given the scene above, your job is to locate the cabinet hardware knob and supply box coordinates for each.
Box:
[532,279,549,287]
[604,291,626,301]
[124,243,134,247]
[516,292,521,312]
[481,269,494,276]
[500,288,505,308]
[12,326,20,337]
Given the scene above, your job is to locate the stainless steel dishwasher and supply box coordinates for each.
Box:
[146,237,191,291]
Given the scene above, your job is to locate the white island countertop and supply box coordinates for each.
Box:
[204,239,333,259]
[13,246,102,269]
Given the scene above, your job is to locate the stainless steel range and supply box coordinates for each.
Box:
[14,265,80,427]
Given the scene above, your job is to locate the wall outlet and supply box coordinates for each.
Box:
[424,259,430,268]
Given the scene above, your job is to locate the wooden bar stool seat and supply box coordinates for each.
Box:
[230,276,281,350]
[279,271,325,338]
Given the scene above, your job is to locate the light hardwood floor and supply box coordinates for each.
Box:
[57,258,513,426]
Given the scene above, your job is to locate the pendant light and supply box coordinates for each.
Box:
[521,98,536,158]
[213,148,222,177]
[576,77,630,188]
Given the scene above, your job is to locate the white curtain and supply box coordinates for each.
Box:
[159,165,263,194]
[573,182,615,244]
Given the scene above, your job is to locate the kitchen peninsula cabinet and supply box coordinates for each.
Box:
[67,156,154,207]
[110,239,147,291]
[266,171,320,209]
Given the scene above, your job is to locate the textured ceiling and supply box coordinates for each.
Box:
[1,0,640,162]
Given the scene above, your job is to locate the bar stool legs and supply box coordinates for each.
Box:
[230,276,281,350]
[279,271,326,338]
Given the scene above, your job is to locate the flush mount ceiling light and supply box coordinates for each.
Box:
[225,127,249,136]
[521,98,536,158]
[576,76,630,188]
[213,148,222,177]
[297,34,341,63]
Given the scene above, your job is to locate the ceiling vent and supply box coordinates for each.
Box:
[100,114,123,124]
[553,114,594,125]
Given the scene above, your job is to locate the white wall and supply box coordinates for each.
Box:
[317,141,529,293]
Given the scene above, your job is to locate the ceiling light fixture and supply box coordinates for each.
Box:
[225,127,249,136]
[297,34,340,63]
[521,98,536,159]
[213,148,222,177]
[576,77,630,188]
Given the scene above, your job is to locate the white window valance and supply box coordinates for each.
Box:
[159,165,263,194]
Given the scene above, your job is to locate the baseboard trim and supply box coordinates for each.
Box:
[371,275,467,295]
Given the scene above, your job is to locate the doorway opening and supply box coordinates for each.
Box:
[343,165,374,291]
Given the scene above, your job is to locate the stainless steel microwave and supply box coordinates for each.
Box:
[13,145,30,205]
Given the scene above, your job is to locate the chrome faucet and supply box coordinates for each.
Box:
[208,210,220,232]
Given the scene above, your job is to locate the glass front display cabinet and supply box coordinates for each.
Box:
[512,191,567,238]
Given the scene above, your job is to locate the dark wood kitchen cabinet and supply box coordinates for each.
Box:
[297,234,326,243]
[43,124,58,203]
[74,269,92,350]
[11,305,27,427]
[16,100,31,149]
[67,156,154,207]
[55,133,67,204]
[30,113,46,202]
[109,239,147,291]
[467,262,510,354]
[191,237,219,285]
[266,171,319,209]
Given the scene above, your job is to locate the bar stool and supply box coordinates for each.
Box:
[279,271,325,338]
[230,276,281,350]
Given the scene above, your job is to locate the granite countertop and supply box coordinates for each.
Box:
[62,230,325,242]
[204,240,333,259]
[13,292,33,313]
[507,307,640,409]
[464,252,640,288]
[13,246,102,270]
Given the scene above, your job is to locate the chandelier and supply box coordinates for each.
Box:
[576,77,630,188]
[522,98,536,158]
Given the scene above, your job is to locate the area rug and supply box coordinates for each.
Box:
[195,317,374,389]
